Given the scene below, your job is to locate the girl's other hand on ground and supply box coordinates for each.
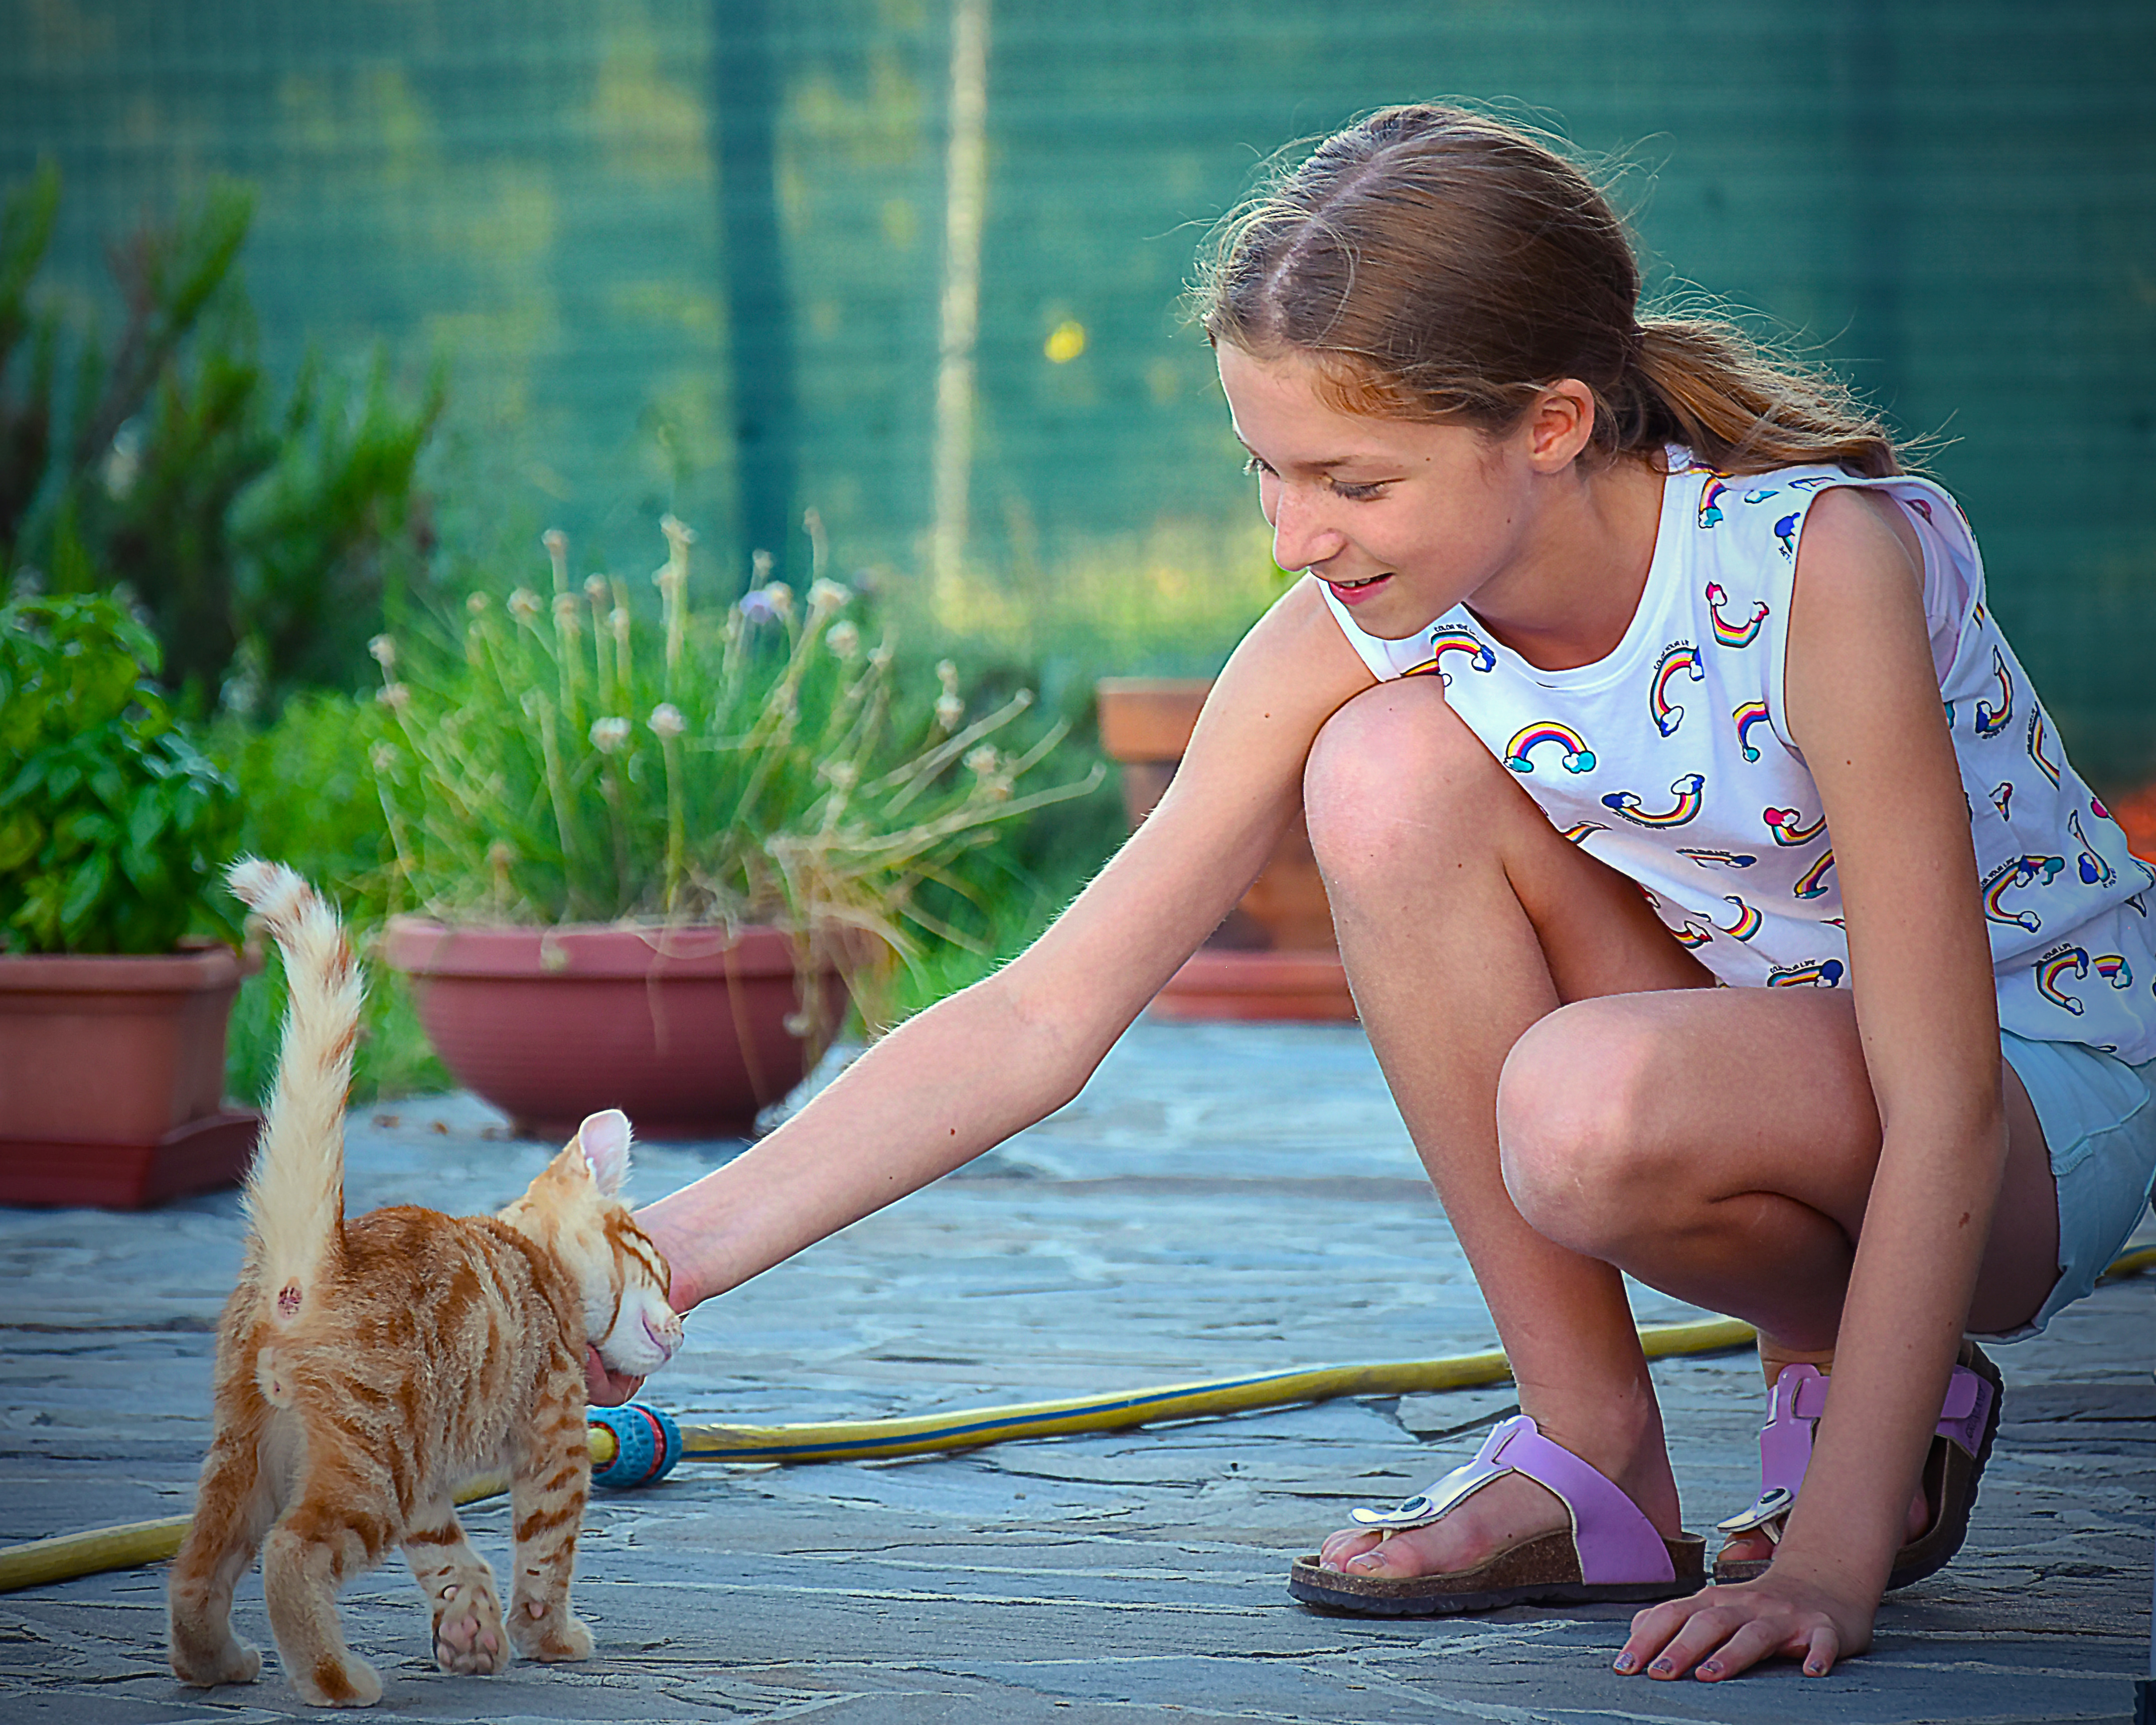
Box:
[584,1342,645,1407]
[1613,1572,1875,1681]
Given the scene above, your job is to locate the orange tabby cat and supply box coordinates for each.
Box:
[167,860,683,1708]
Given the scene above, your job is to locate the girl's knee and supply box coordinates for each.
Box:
[1303,684,1494,878]
[1497,1004,1675,1250]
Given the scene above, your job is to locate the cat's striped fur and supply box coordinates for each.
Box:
[167,861,682,1708]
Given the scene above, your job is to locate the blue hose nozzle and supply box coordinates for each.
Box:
[589,1403,682,1490]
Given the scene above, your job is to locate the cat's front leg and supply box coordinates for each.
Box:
[507,1392,594,1661]
[401,1500,509,1676]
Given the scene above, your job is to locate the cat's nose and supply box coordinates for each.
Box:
[643,1309,682,1358]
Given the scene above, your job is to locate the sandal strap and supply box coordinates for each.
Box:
[1347,1414,1675,1587]
[1734,1357,1998,1536]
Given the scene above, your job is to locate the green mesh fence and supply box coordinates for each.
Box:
[4,0,2153,780]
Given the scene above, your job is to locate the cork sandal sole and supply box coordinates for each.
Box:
[1289,1528,1706,1618]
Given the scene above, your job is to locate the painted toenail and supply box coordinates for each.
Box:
[1650,1658,1674,1674]
[1612,1653,1638,1673]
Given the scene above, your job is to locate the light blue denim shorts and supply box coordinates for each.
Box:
[1985,1030,2156,1339]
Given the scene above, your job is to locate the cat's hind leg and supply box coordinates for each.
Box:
[168,1398,278,1688]
[506,1386,594,1661]
[261,1474,396,1708]
[401,1498,509,1676]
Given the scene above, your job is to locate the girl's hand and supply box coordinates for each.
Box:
[1614,1572,1876,1681]
[583,1343,645,1407]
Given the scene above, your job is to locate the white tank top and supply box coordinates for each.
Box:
[1321,453,2156,1063]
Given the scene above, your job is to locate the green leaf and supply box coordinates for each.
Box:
[126,786,169,853]
[0,809,39,870]
[59,850,112,936]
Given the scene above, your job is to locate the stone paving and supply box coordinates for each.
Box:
[2,1017,2152,1723]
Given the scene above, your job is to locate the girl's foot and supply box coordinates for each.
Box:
[1314,1423,1685,1580]
[1292,1414,1705,1617]
[1316,1468,1573,1577]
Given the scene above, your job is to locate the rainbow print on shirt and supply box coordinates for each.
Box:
[1651,644,1705,737]
[2068,811,2116,888]
[1733,700,1772,762]
[1982,854,2067,932]
[1763,805,1828,847]
[1705,583,1770,648]
[2026,709,2061,788]
[1698,477,1732,528]
[1718,895,1764,941]
[1973,647,2013,740]
[2036,945,2091,1015]
[1792,849,1838,901]
[2096,952,2134,990]
[1767,957,1846,987]
[1559,822,1607,845]
[1671,918,1714,948]
[1774,513,1800,559]
[1603,772,1706,828]
[1404,625,1497,685]
[1505,722,1596,775]
[1677,847,1757,869]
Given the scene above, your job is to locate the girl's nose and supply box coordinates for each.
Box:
[1269,484,1344,574]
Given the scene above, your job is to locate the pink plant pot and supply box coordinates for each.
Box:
[0,941,262,1207]
[383,918,848,1141]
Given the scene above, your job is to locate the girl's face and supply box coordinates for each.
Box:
[1216,342,1544,640]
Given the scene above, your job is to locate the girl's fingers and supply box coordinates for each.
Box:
[1803,1622,1841,1678]
[1617,1586,1854,1682]
[1692,1616,1785,1682]
[1641,1605,1742,1679]
[1615,1594,1699,1672]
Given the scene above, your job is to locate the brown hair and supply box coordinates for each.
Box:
[1196,105,1901,478]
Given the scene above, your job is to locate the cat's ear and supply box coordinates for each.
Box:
[574,1109,633,1195]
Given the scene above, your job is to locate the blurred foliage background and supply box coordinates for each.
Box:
[3,0,2154,1097]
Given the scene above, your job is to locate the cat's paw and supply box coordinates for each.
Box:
[169,1634,262,1688]
[288,1650,383,1709]
[510,1594,594,1662]
[431,1578,510,1677]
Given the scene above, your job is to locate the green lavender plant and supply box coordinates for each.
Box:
[370,516,1100,1028]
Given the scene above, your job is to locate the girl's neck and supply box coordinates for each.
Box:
[1467,455,1668,673]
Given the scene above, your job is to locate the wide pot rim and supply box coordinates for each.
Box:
[381,914,817,981]
[0,939,251,993]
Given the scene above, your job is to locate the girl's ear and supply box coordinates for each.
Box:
[575,1109,634,1195]
[1523,379,1598,470]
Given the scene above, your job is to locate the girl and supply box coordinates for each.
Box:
[612,106,2156,1683]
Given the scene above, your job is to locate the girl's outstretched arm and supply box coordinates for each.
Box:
[1619,488,2015,1681]
[620,579,1377,1335]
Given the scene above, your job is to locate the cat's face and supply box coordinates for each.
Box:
[498,1109,683,1377]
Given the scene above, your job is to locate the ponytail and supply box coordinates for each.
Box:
[1610,317,1900,477]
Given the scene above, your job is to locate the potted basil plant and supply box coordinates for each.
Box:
[0,592,256,1206]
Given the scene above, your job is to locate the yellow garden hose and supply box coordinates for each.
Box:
[7,1247,2153,1597]
[0,1315,1747,1594]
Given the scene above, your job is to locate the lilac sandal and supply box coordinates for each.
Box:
[1287,1414,1705,1616]
[1713,1339,2004,1589]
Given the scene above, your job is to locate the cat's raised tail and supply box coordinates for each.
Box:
[225,859,363,1333]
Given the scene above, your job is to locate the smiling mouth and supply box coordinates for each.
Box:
[1326,572,1390,591]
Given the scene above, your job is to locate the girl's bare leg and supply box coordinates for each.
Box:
[1300,682,2060,1579]
[1303,680,1712,1576]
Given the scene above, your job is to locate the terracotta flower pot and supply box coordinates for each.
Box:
[0,941,261,1208]
[382,918,849,1140]
[1095,677,1355,1021]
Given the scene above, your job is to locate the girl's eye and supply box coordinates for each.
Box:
[1241,454,1272,478]
[1331,479,1386,501]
